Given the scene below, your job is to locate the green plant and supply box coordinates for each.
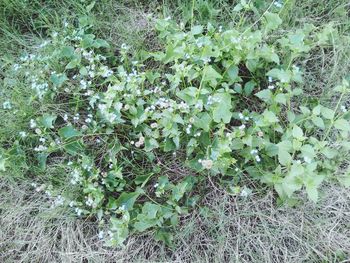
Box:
[1,5,350,247]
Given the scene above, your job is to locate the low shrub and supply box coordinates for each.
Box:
[1,5,350,246]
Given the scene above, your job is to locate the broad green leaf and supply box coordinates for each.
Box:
[212,93,232,123]
[58,125,82,139]
[144,138,159,151]
[60,46,75,58]
[191,25,204,35]
[40,114,57,129]
[263,110,279,123]
[292,125,304,140]
[255,89,272,102]
[275,93,287,105]
[321,147,337,159]
[264,12,282,31]
[155,228,173,247]
[203,65,222,87]
[244,80,256,95]
[94,39,110,48]
[116,192,140,210]
[312,105,321,115]
[300,144,316,160]
[334,119,350,131]
[50,73,67,87]
[37,152,48,170]
[321,106,335,120]
[63,140,84,155]
[312,116,325,129]
[306,184,318,202]
[267,68,291,83]
[278,150,292,166]
[193,112,211,132]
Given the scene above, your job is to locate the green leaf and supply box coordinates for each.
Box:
[292,125,304,140]
[226,65,240,83]
[58,125,82,139]
[212,93,232,123]
[0,158,6,171]
[191,25,203,35]
[264,12,282,31]
[278,150,292,166]
[312,116,325,129]
[193,112,211,132]
[50,73,67,87]
[321,106,335,120]
[155,228,173,247]
[244,80,256,95]
[94,39,110,48]
[60,46,75,58]
[37,152,48,170]
[63,140,84,155]
[116,192,140,210]
[300,144,316,160]
[267,68,291,83]
[40,114,57,129]
[275,93,287,105]
[203,65,222,87]
[255,89,272,102]
[144,138,159,151]
[334,119,350,131]
[263,110,279,123]
[306,184,318,202]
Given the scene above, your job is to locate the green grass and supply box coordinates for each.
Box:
[1,0,350,262]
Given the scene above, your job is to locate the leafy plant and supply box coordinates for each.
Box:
[2,5,350,247]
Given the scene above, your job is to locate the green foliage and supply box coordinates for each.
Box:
[2,5,350,248]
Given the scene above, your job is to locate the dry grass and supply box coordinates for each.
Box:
[1,178,349,263]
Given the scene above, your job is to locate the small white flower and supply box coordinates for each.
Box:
[19,131,27,138]
[201,159,213,170]
[240,187,251,197]
[150,123,158,129]
[341,105,347,113]
[3,101,12,109]
[274,1,283,8]
[239,124,246,130]
[154,183,159,188]
[268,85,275,90]
[98,231,104,239]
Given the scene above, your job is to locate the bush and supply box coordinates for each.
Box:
[1,7,350,247]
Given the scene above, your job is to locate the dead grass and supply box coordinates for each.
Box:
[1,178,349,263]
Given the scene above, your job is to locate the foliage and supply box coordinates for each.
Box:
[1,3,350,247]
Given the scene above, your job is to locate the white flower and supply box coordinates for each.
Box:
[274,1,283,8]
[240,187,251,197]
[154,183,159,188]
[341,105,347,113]
[268,85,275,90]
[3,101,12,109]
[239,124,246,130]
[255,155,261,162]
[19,131,27,138]
[150,123,158,129]
[98,231,104,239]
[201,159,213,170]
